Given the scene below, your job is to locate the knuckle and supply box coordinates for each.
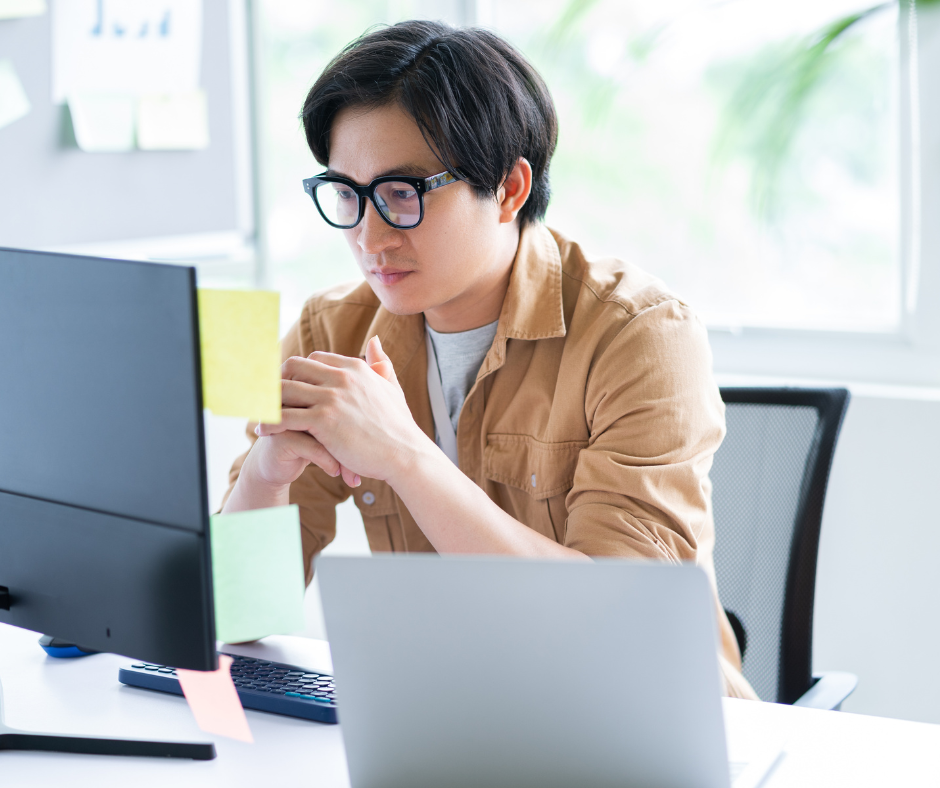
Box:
[282,356,302,377]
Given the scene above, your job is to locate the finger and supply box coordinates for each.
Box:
[304,350,366,370]
[339,465,361,488]
[281,356,347,386]
[263,426,358,486]
[275,430,342,478]
[281,378,320,408]
[256,406,327,437]
[365,335,398,384]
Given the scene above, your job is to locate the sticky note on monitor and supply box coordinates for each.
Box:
[177,654,253,743]
[210,505,306,644]
[137,91,210,150]
[0,60,31,131]
[197,289,281,424]
[67,93,136,152]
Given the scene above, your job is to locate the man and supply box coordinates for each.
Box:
[221,20,756,699]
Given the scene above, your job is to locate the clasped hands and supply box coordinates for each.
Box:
[249,336,429,491]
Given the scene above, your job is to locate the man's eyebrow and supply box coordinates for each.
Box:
[325,163,440,182]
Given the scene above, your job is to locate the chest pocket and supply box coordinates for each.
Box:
[484,434,587,500]
[484,434,587,543]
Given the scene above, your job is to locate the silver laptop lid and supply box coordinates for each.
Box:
[319,555,731,788]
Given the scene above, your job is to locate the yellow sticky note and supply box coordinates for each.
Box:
[197,289,281,423]
[137,91,210,150]
[0,0,46,20]
[177,655,253,743]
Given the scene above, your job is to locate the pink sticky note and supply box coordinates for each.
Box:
[177,654,254,743]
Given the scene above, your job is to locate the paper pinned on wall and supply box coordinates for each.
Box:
[210,506,306,645]
[67,93,136,152]
[0,60,30,130]
[176,655,254,743]
[51,0,201,104]
[0,0,46,20]
[197,289,281,424]
[137,90,209,150]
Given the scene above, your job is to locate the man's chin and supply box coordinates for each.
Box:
[369,287,430,318]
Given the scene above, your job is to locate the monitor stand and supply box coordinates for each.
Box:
[0,676,215,760]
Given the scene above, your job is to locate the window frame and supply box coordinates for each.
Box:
[704,1,940,388]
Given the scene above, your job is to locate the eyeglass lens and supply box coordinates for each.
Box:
[314,181,422,228]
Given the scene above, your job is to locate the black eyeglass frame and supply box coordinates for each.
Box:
[302,170,459,230]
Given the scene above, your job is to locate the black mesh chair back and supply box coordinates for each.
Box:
[711,388,849,704]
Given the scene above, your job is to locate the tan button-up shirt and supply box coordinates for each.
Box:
[223,223,757,700]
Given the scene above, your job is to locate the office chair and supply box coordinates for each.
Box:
[712,387,857,710]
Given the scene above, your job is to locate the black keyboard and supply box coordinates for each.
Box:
[118,652,338,724]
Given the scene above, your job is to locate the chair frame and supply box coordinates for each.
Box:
[719,387,855,708]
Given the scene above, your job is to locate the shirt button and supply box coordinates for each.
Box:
[362,491,376,505]
[531,474,537,487]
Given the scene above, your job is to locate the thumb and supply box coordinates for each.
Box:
[365,335,398,385]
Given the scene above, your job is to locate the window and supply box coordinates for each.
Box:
[486,0,901,333]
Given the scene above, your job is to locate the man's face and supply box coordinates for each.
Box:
[327,103,511,324]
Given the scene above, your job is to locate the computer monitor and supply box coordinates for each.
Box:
[0,247,217,759]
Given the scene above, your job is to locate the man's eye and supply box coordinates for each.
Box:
[392,189,417,200]
[336,189,356,200]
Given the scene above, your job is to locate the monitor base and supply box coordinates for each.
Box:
[0,677,215,760]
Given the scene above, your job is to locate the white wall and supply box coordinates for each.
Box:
[812,390,940,724]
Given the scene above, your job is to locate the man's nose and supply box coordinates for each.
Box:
[357,200,401,254]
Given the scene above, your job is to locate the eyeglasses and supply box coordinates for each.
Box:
[302,170,459,230]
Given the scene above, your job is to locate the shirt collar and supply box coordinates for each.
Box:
[497,222,566,342]
[476,223,566,379]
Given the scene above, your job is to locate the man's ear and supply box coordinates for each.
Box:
[496,157,533,224]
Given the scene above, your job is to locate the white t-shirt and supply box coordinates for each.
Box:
[426,319,499,448]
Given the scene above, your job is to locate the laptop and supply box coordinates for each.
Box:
[318,554,781,788]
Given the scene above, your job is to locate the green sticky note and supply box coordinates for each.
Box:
[210,505,306,644]
[0,60,30,131]
[197,288,281,423]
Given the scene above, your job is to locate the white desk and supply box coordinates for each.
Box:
[1,622,938,787]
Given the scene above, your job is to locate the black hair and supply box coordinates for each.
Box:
[301,20,558,227]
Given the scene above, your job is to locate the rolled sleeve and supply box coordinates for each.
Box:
[564,299,725,561]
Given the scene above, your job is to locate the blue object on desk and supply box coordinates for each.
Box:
[38,635,99,658]
[119,652,339,724]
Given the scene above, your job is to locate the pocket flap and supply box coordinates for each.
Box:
[484,434,587,500]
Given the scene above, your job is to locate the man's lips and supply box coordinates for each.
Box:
[370,269,413,286]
